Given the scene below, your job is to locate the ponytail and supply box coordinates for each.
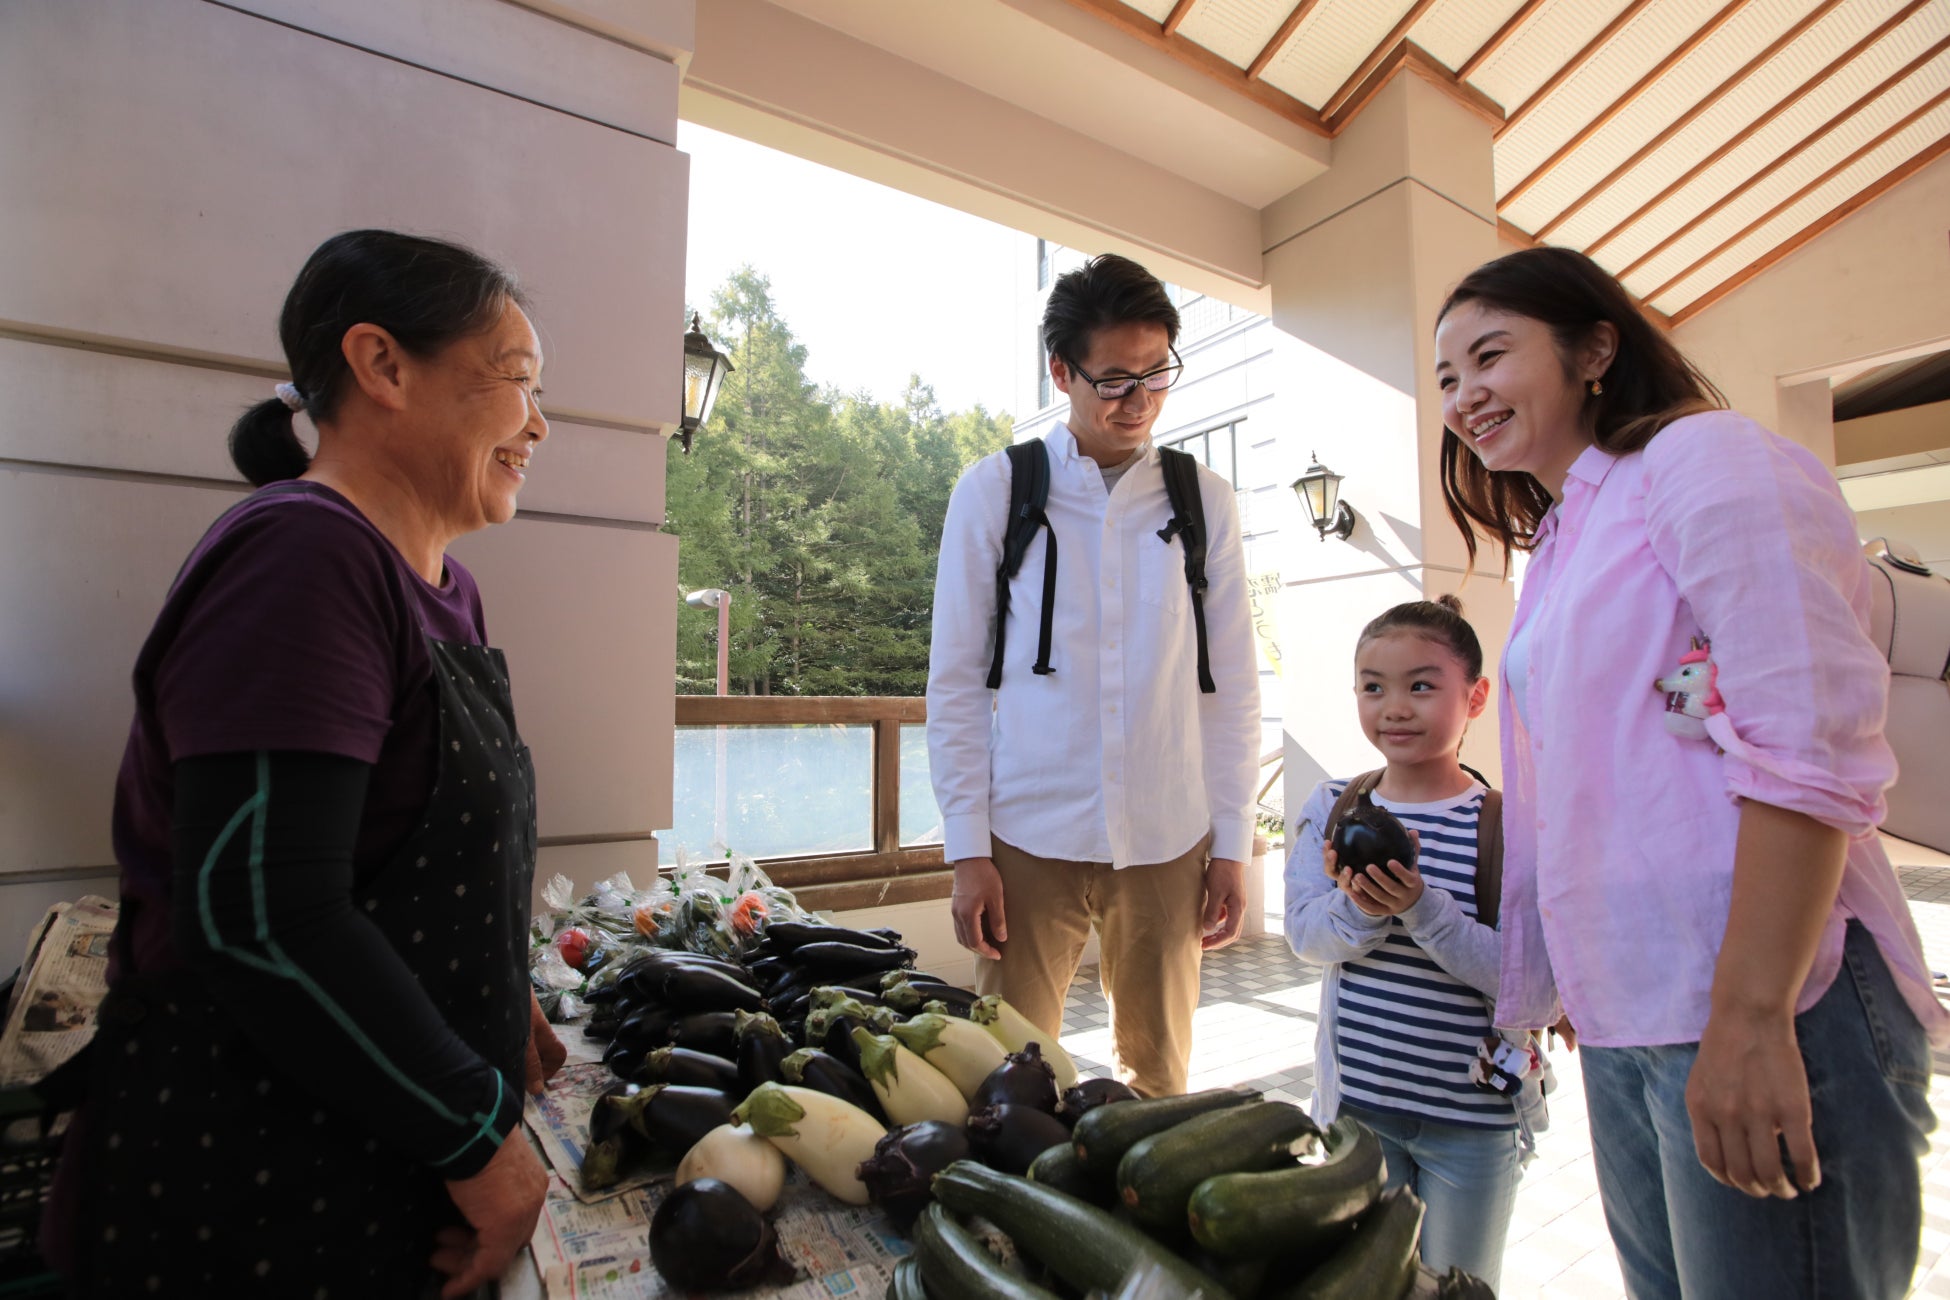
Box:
[228,398,312,486]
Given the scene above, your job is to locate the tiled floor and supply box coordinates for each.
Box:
[1058,834,1950,1299]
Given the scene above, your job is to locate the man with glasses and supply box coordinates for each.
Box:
[926,253,1260,1098]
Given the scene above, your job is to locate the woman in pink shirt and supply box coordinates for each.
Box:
[1434,246,1949,1300]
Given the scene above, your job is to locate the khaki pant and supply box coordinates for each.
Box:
[974,835,1209,1098]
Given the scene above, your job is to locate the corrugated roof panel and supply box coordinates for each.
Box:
[1412,0,1534,72]
[1259,0,1417,108]
[1496,0,1735,198]
[1596,20,1950,270]
[1177,0,1297,70]
[1622,63,1950,293]
[1470,0,1633,115]
[1500,0,1820,232]
[1543,0,1919,249]
[1125,0,1182,22]
[1648,101,1950,311]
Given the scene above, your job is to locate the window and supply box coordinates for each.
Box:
[1161,420,1241,489]
[1036,336,1052,409]
[1036,238,1052,290]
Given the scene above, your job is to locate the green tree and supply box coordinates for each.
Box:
[664,268,1012,696]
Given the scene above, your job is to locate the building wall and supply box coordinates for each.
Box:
[0,0,692,965]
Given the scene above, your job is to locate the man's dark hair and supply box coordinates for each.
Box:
[1041,253,1180,369]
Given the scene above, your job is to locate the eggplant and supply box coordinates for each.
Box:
[972,1042,1060,1115]
[635,1045,742,1092]
[781,1047,888,1124]
[790,940,916,975]
[863,926,904,945]
[1058,1077,1140,1123]
[1331,792,1418,875]
[614,1003,681,1049]
[603,1039,646,1078]
[653,963,767,1014]
[855,1120,971,1231]
[668,1010,741,1059]
[763,921,900,952]
[618,951,750,999]
[582,1014,620,1041]
[622,1084,738,1156]
[966,1103,1073,1175]
[808,984,890,1009]
[736,1010,792,1097]
[648,1178,793,1292]
[881,980,977,1017]
[590,1082,645,1144]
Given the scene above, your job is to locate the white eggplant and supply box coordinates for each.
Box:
[731,1082,884,1205]
[675,1123,787,1212]
[887,1012,1009,1101]
[851,1027,970,1128]
[971,995,1080,1090]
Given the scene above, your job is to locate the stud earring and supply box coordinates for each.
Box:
[1589,379,1604,396]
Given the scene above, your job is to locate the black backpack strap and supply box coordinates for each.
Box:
[1156,447,1215,694]
[987,441,1057,689]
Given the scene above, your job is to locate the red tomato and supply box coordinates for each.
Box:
[555,926,592,970]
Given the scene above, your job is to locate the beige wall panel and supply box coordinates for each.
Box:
[1673,153,1950,436]
[449,522,678,838]
[1267,184,1421,396]
[532,839,662,915]
[508,0,696,61]
[1856,500,1950,569]
[1776,377,1837,467]
[1837,400,1950,467]
[223,0,681,141]
[0,0,687,432]
[0,472,232,871]
[0,338,669,523]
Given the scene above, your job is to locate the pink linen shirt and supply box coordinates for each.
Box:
[1494,409,1950,1049]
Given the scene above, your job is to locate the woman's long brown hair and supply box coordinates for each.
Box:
[1437,247,1725,574]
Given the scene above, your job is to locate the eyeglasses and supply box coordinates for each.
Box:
[1064,347,1184,401]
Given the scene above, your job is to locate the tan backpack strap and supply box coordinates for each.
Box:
[1476,788,1504,931]
[1323,769,1386,854]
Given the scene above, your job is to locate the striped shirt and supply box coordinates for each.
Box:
[1329,781,1515,1131]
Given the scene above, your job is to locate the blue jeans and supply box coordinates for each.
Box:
[1581,921,1936,1300]
[1339,1102,1524,1291]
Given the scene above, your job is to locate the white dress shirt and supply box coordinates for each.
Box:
[926,425,1262,869]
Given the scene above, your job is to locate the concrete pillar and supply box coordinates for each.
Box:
[1253,75,1510,817]
[0,0,693,960]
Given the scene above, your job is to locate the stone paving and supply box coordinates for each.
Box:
[1058,834,1950,1299]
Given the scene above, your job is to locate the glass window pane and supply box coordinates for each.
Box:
[663,724,872,863]
[899,724,944,846]
[1212,423,1236,488]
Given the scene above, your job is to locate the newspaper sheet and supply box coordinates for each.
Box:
[525,1062,674,1204]
[0,895,118,1088]
[525,1162,912,1299]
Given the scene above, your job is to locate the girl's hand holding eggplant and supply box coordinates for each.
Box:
[435,1128,547,1296]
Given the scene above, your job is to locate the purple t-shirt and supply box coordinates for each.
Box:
[111,481,487,970]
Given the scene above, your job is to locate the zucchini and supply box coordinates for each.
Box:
[1270,1186,1424,1300]
[1071,1086,1260,1179]
[912,1204,1062,1300]
[931,1160,1235,1300]
[1187,1116,1385,1259]
[1116,1100,1319,1231]
[1027,1142,1112,1206]
[886,1256,930,1300]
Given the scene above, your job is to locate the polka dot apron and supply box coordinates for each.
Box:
[70,639,537,1297]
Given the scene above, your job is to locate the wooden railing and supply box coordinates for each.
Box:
[671,696,947,913]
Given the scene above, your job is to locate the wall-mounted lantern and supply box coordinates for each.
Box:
[679,313,734,454]
[1292,453,1357,542]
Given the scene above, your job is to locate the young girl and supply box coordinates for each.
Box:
[1435,245,1948,1300]
[1285,596,1540,1291]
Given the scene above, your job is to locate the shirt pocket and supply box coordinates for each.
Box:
[1139,537,1190,611]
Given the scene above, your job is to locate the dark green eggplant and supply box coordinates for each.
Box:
[791,940,916,975]
[667,1010,741,1058]
[634,1045,741,1092]
[736,1011,792,1096]
[782,1047,888,1124]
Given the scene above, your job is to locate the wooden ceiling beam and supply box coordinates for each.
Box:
[1497,0,1656,141]
[1458,0,1547,83]
[1054,0,1330,136]
[1585,0,1932,256]
[1319,0,1442,121]
[1162,0,1198,36]
[1499,0,1748,211]
[1617,38,1950,281]
[1668,133,1950,326]
[1247,0,1326,82]
[1535,0,1846,241]
[1640,87,1950,306]
[1326,41,1504,134]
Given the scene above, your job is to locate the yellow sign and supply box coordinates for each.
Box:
[1247,571,1283,677]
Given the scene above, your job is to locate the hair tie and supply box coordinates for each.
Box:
[275,381,307,412]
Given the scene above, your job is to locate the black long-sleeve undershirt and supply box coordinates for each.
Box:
[168,751,522,1179]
